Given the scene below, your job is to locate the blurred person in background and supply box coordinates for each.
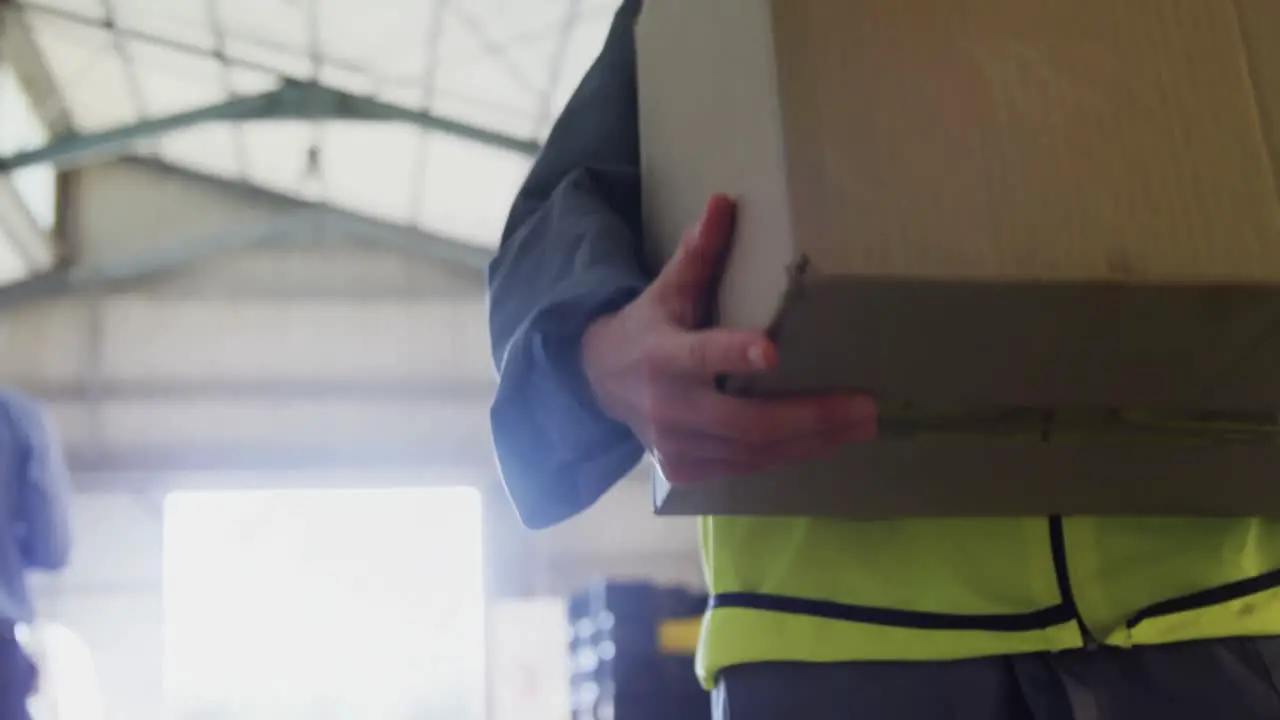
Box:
[0,390,71,720]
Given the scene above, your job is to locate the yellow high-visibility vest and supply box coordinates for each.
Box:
[696,515,1280,689]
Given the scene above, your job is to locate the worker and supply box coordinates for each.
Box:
[488,1,1280,717]
[0,391,71,720]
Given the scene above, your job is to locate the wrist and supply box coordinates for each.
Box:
[580,312,625,420]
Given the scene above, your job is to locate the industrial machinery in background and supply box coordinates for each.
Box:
[569,582,708,720]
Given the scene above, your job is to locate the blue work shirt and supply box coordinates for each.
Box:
[0,390,71,623]
[488,0,649,529]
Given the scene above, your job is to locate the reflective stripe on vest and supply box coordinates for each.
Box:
[694,515,1280,690]
[709,593,1073,632]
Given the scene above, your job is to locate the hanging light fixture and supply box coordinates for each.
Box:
[298,142,324,203]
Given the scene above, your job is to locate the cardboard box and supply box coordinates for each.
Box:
[636,0,1280,517]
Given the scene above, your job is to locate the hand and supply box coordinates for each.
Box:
[581,194,877,485]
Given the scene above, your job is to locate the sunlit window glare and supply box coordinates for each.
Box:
[162,486,485,720]
[25,622,105,720]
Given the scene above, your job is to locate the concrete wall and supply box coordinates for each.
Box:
[3,161,496,475]
[1,161,700,719]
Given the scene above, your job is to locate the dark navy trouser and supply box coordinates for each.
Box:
[714,638,1280,719]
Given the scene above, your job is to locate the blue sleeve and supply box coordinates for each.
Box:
[4,393,71,571]
[488,0,650,530]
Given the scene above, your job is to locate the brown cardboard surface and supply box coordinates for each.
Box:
[637,0,1280,517]
[773,0,1280,283]
[743,279,1280,409]
[653,442,1280,519]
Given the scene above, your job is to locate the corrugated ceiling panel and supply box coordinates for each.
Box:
[319,122,420,227]
[316,0,441,81]
[0,67,56,231]
[221,40,312,79]
[25,14,138,132]
[112,0,215,52]
[126,40,228,117]
[430,92,536,145]
[19,0,623,252]
[373,83,426,114]
[157,123,243,182]
[430,5,548,139]
[20,0,104,21]
[217,0,309,69]
[548,2,618,121]
[416,132,531,249]
[237,121,315,200]
[315,63,378,98]
[125,38,242,178]
[225,65,280,96]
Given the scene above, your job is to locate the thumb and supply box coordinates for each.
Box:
[653,194,737,322]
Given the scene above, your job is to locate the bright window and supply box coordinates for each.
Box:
[25,622,105,720]
[162,486,486,720]
[0,64,56,232]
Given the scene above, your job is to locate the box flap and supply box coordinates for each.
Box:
[655,441,1280,518]
[732,278,1280,410]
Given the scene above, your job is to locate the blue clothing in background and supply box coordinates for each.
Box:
[0,391,70,623]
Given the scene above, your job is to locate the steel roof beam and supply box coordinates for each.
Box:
[0,78,542,172]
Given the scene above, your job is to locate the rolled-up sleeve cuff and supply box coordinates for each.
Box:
[491,268,647,529]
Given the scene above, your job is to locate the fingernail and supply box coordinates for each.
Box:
[747,343,769,370]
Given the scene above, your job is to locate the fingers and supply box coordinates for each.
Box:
[657,418,878,486]
[657,421,876,464]
[689,392,877,445]
[631,191,878,486]
[649,389,879,485]
[652,194,737,318]
[656,328,777,377]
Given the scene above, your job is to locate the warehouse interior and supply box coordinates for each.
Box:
[0,0,706,717]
